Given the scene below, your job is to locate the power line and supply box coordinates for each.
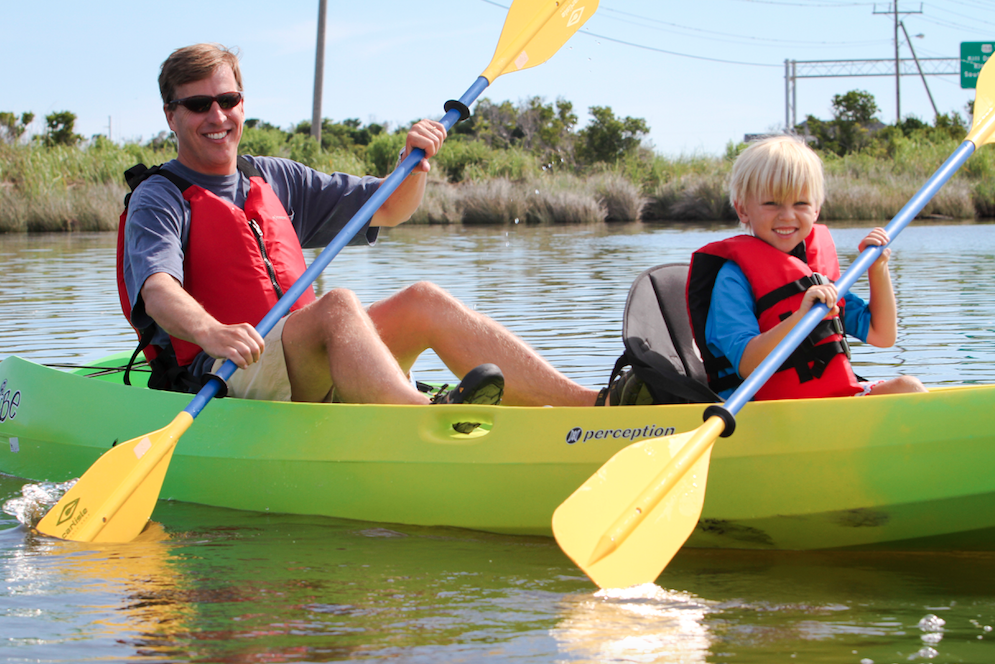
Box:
[729,0,873,6]
[931,4,995,26]
[600,7,890,48]
[938,0,995,11]
[578,29,782,67]
[918,14,994,37]
[478,0,782,67]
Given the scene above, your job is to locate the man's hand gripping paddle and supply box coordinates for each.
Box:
[552,55,995,590]
[36,0,599,543]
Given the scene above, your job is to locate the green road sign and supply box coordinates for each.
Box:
[962,42,995,89]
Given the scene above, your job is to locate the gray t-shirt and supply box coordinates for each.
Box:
[122,155,382,377]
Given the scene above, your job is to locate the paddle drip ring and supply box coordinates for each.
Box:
[703,404,736,437]
[444,99,471,122]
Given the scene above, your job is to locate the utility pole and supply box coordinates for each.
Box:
[873,2,923,123]
[899,21,938,120]
[311,0,327,147]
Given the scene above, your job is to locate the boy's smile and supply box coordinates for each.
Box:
[734,193,821,253]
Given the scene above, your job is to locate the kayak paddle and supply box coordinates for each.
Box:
[552,55,995,590]
[36,0,599,543]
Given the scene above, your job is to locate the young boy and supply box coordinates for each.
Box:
[686,135,926,401]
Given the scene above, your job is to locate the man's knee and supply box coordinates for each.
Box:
[400,281,450,304]
[315,288,365,315]
[294,289,368,338]
[386,281,460,316]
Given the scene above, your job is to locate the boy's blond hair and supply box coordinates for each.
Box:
[728,135,825,211]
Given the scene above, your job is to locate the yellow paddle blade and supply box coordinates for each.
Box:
[552,417,724,589]
[35,412,192,543]
[481,0,599,83]
[968,55,995,146]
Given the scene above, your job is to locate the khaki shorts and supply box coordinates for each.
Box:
[212,316,293,401]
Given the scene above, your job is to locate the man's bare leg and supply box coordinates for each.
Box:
[368,282,598,407]
[281,288,427,404]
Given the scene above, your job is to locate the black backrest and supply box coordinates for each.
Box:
[623,263,709,386]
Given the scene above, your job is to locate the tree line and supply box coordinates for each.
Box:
[4,89,991,234]
[1,98,652,175]
[1,89,974,181]
[0,111,83,148]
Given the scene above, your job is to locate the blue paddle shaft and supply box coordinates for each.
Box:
[722,139,976,417]
[183,76,491,418]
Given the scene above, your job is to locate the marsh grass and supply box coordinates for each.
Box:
[1,141,174,232]
[590,171,645,221]
[409,178,464,225]
[458,178,529,225]
[0,181,128,232]
[413,175,608,225]
[525,188,606,224]
[4,136,995,232]
[822,173,974,220]
[644,172,735,221]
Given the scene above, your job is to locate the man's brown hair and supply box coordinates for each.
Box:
[159,43,243,105]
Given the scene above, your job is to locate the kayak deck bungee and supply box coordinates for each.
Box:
[2,352,995,550]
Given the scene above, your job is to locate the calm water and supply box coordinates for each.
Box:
[3,222,995,663]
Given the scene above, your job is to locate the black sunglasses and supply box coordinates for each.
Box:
[166,91,243,113]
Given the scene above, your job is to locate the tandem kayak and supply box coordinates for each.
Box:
[1,352,994,551]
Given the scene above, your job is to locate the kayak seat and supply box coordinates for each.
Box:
[604,263,721,405]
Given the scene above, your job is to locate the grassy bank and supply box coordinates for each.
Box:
[3,132,995,233]
[0,139,175,232]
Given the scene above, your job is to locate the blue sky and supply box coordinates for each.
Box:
[3,0,994,156]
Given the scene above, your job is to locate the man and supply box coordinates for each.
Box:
[120,43,599,415]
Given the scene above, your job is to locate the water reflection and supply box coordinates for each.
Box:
[552,584,712,663]
[6,475,995,662]
[2,522,185,661]
[660,548,995,662]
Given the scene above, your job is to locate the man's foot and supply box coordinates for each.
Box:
[433,363,504,433]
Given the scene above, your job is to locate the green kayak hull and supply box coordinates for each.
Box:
[2,353,994,550]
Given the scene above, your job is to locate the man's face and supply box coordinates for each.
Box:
[165,64,244,176]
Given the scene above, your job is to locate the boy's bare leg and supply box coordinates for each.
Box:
[867,375,928,395]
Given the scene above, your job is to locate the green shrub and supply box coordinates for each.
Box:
[365,132,406,177]
[240,125,288,157]
[435,140,495,182]
[973,180,995,218]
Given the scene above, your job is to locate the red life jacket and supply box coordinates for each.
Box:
[116,158,316,368]
[686,224,862,401]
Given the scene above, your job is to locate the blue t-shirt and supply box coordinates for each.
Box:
[122,156,382,376]
[705,261,871,399]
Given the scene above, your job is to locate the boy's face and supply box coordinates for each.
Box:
[734,191,820,253]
